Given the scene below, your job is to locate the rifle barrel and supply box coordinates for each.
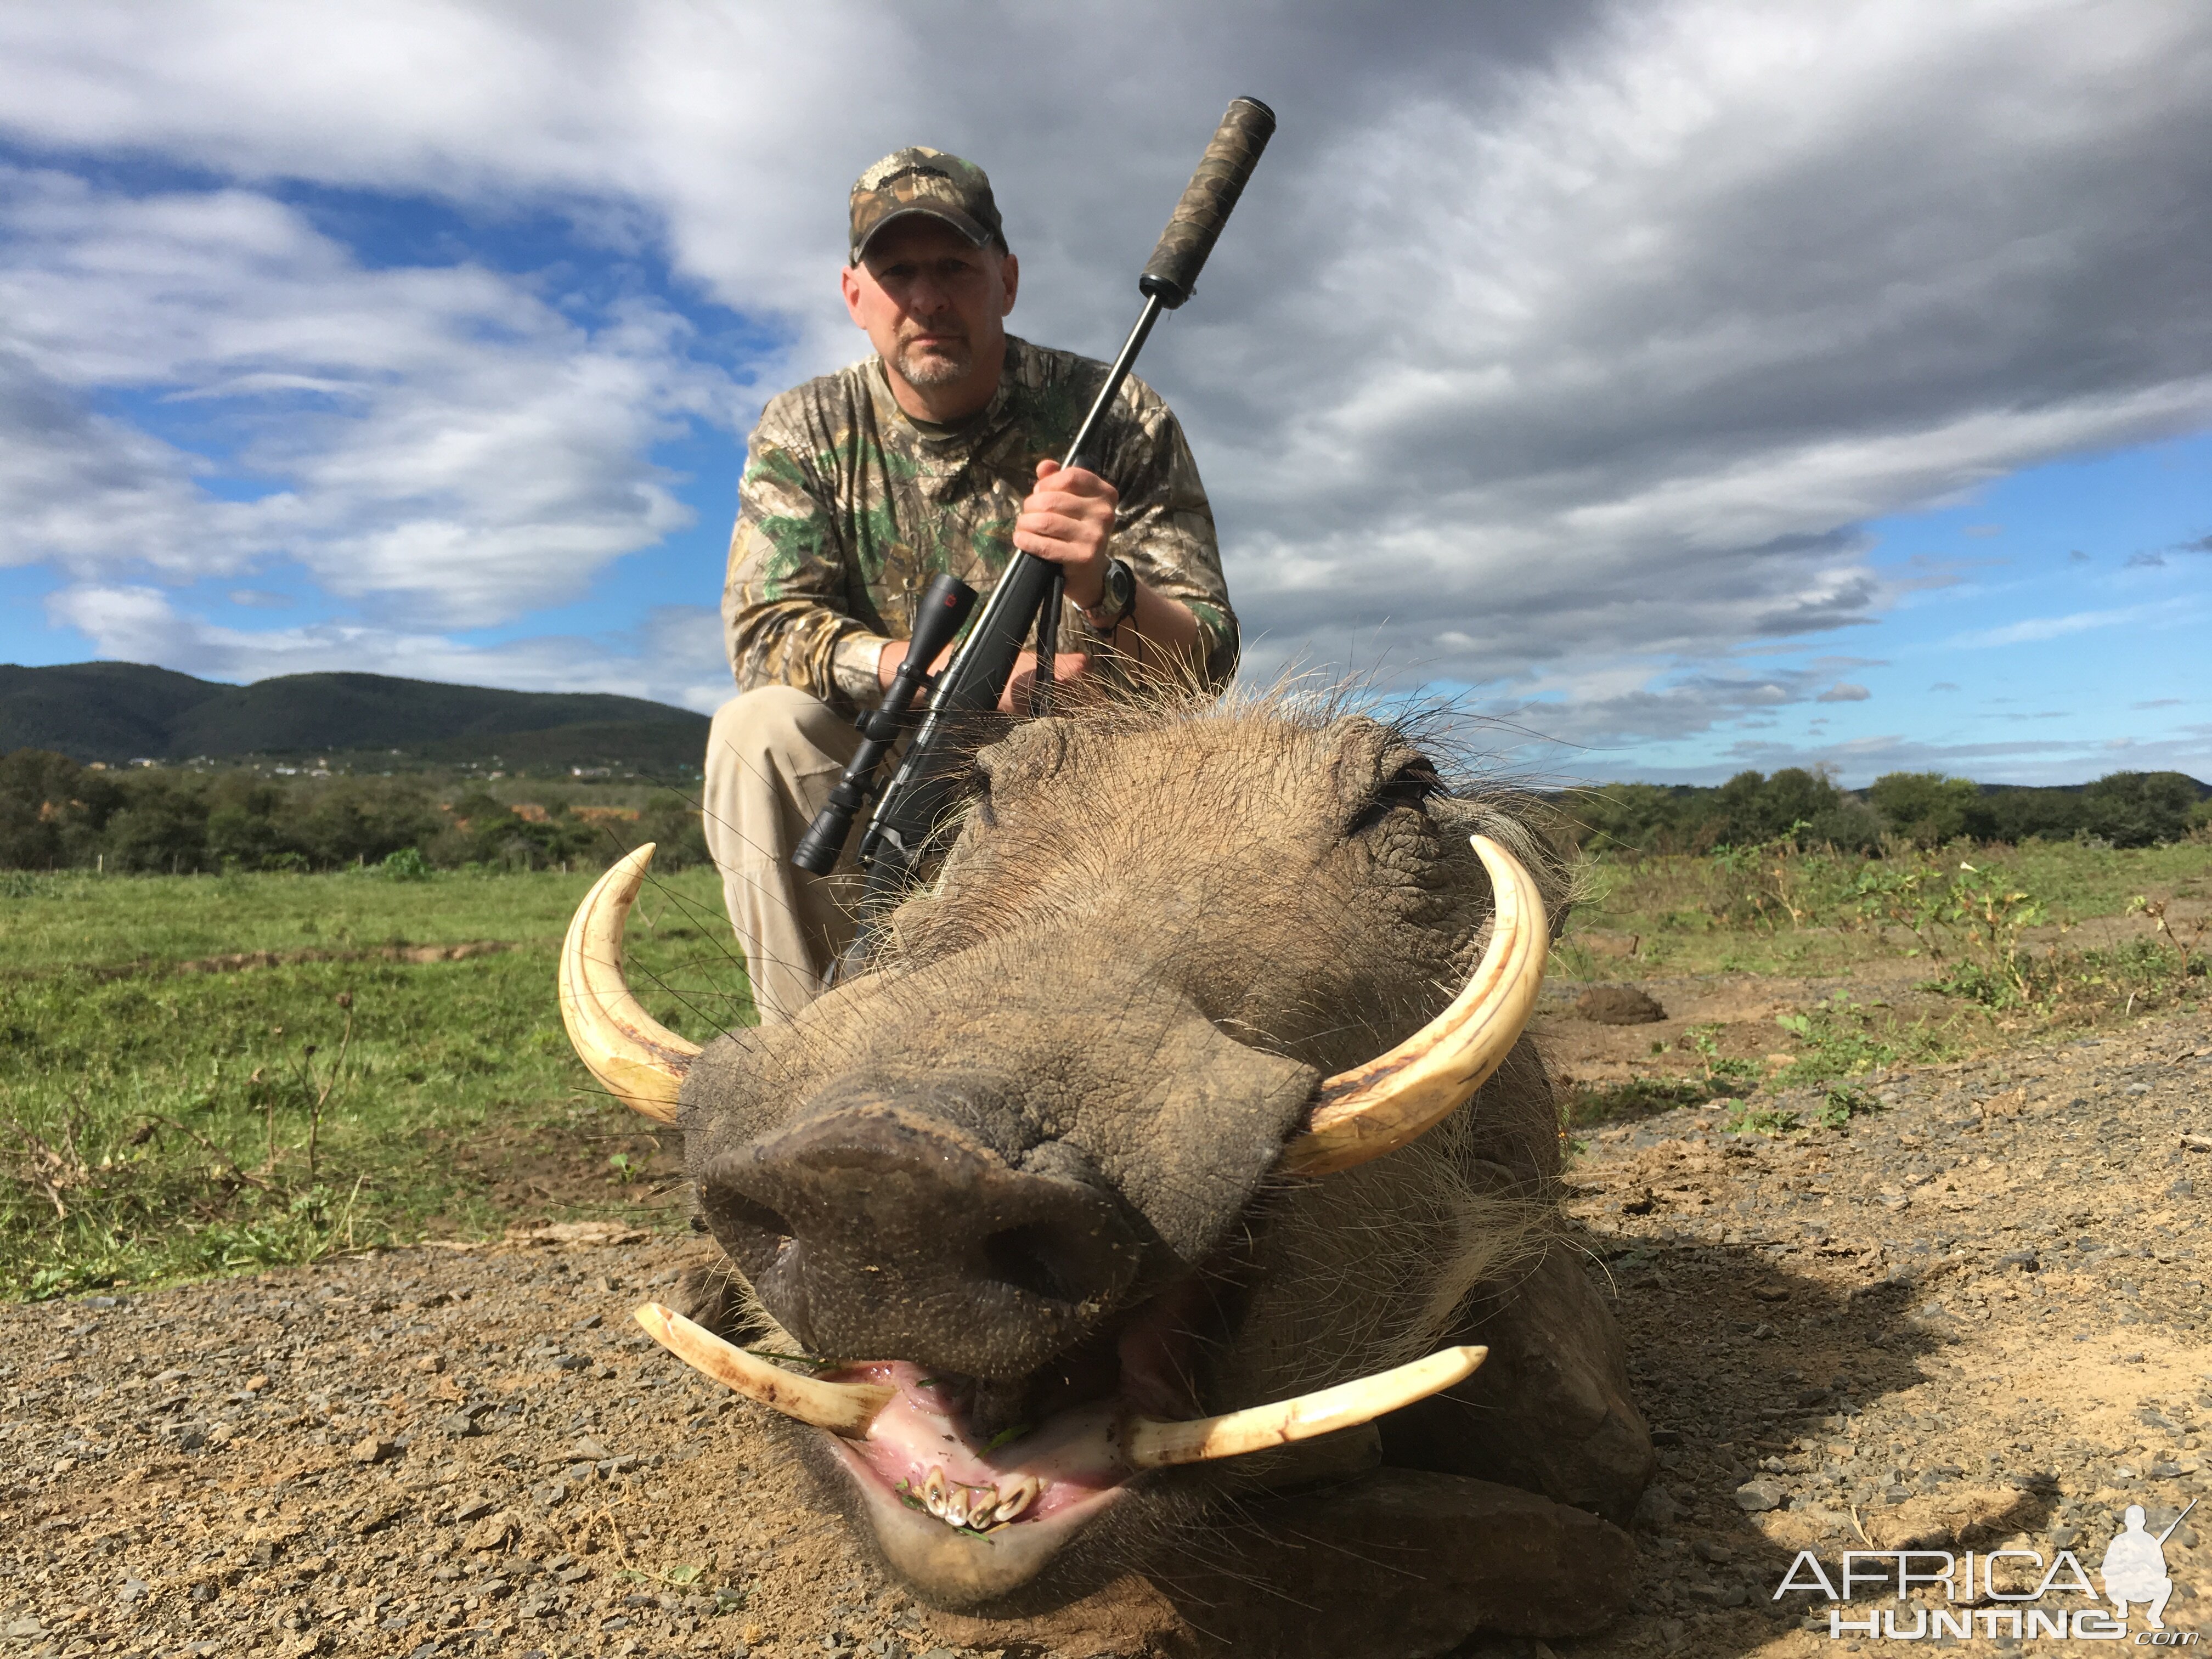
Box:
[2157,1497,2197,1544]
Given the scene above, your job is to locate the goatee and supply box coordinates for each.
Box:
[895,337,972,388]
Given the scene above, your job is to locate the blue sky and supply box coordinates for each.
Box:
[1,2,2208,786]
[1522,433,2212,783]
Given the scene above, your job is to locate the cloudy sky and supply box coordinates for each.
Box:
[2,0,2208,785]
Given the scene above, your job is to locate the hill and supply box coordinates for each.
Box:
[0,662,710,773]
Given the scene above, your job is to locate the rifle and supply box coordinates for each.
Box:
[790,97,1276,951]
[2157,1499,2196,1545]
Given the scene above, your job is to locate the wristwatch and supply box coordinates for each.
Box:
[1081,556,1138,631]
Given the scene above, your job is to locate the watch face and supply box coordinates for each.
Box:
[1105,558,1134,614]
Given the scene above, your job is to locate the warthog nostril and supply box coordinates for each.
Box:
[709,1190,793,1252]
[696,1096,1144,1376]
[981,1221,1087,1306]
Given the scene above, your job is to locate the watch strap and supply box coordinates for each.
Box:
[1081,557,1137,630]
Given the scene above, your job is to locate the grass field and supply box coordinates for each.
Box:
[1558,836,2211,980]
[1548,836,2209,1132]
[2,837,2205,1300]
[0,860,747,1299]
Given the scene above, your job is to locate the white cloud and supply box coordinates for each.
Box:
[47,583,731,711]
[1948,597,2208,649]
[1690,725,2212,788]
[0,0,2209,753]
[0,165,734,625]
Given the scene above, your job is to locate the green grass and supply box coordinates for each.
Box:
[1558,838,2210,980]
[0,863,748,1298]
[8,837,2205,1297]
[0,865,661,972]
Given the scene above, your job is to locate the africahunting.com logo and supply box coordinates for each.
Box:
[1776,1502,2197,1643]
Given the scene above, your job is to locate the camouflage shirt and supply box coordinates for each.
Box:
[723,335,1237,710]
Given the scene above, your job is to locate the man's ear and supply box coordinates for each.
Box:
[840,262,867,327]
[999,250,1019,316]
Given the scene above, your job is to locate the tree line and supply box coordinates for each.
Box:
[3,747,2203,873]
[1570,766,2209,854]
[0,749,710,874]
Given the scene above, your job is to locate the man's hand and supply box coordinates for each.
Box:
[878,639,1094,713]
[1015,459,1118,610]
[1002,651,1097,714]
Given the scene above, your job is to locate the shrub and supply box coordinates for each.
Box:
[1867,772,1979,847]
[2079,771,2201,848]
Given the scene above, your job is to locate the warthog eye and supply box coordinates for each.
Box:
[1348,761,1443,837]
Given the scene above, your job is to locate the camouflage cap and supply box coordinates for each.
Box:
[849,146,1007,262]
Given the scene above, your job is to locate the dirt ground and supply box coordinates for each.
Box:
[5,1000,2209,1659]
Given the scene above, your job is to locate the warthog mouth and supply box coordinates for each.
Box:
[635,1296,1484,1602]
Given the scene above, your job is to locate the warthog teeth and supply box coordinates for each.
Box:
[1122,1344,1488,1469]
[631,1304,893,1436]
[990,1474,1040,1522]
[905,1468,1043,1532]
[635,1305,1483,1511]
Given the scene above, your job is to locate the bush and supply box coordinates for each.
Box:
[377,847,434,881]
[1803,794,1886,854]
[1867,772,1978,847]
[0,749,122,870]
[2079,771,2201,848]
[103,774,214,873]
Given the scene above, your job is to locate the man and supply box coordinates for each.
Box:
[706,146,1239,1024]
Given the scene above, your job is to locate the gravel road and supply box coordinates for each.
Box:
[5,1004,2208,1659]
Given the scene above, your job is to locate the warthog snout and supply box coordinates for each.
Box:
[699,1082,1146,1379]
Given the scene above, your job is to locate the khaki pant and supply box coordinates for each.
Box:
[702,686,865,1025]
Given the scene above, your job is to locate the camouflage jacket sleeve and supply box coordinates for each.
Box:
[1075,382,1239,691]
[721,394,882,706]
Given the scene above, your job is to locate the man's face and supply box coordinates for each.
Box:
[841,218,1018,393]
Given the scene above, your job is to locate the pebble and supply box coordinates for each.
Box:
[351,1434,398,1464]
[1733,1477,1786,1512]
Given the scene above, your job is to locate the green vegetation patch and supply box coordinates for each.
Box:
[0,865,749,1299]
[1562,1075,1728,1129]
[1562,837,2211,983]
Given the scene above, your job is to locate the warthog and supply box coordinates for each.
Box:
[561,698,1652,1657]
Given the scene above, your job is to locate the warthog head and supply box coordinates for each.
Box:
[561,698,1571,1612]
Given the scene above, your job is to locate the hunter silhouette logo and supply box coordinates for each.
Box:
[1774,1498,2199,1642]
[2103,1501,2192,1630]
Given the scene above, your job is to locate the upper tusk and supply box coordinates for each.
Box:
[1123,1345,1486,1469]
[558,843,700,1124]
[1278,835,1548,1176]
[634,1302,894,1436]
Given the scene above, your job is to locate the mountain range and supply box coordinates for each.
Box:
[0,662,712,774]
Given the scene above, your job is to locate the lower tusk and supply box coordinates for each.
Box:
[633,1302,893,1436]
[1122,1345,1486,1470]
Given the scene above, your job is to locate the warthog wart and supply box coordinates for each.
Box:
[561,692,1654,1653]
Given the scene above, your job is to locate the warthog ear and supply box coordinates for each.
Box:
[1063,1000,1318,1268]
